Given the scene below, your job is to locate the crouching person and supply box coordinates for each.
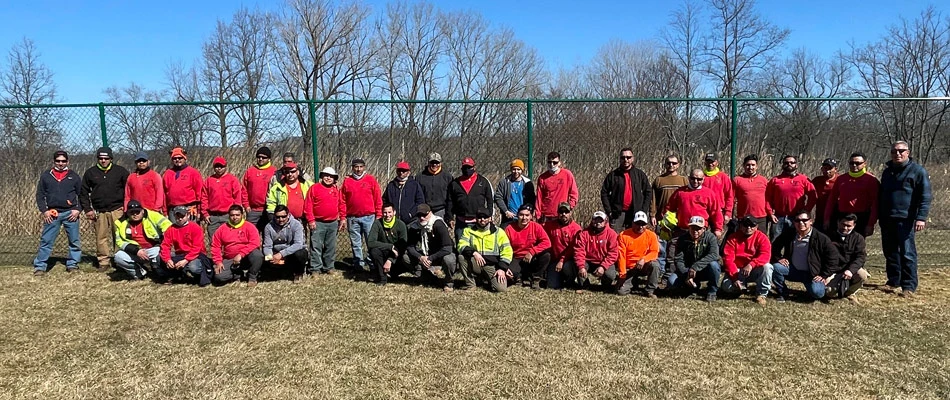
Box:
[263,205,309,283]
[113,200,172,279]
[828,213,870,302]
[615,211,661,298]
[404,204,457,291]
[671,216,721,301]
[504,204,552,290]
[157,206,212,285]
[211,205,264,287]
[368,203,408,286]
[567,211,619,291]
[458,208,514,292]
[771,211,840,301]
[720,215,774,305]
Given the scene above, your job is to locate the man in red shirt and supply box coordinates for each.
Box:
[732,154,770,232]
[157,206,213,286]
[702,152,734,225]
[162,147,203,224]
[535,151,579,223]
[304,167,347,275]
[242,146,276,231]
[342,157,383,271]
[211,205,263,287]
[569,211,619,292]
[766,155,818,240]
[823,152,880,237]
[811,158,839,233]
[201,156,249,238]
[720,215,774,305]
[543,202,582,290]
[125,151,165,214]
[504,204,552,290]
[665,169,724,236]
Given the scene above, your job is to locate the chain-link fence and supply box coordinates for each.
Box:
[2,98,947,267]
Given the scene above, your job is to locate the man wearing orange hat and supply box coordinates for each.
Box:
[201,156,249,238]
[162,147,204,223]
[494,158,535,228]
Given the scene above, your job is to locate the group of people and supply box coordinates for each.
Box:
[33,141,931,302]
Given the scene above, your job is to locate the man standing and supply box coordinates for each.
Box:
[535,151,579,223]
[766,155,817,240]
[211,205,264,287]
[80,146,129,272]
[113,200,172,280]
[879,141,932,297]
[367,203,408,287]
[732,154,770,232]
[158,206,212,286]
[242,146,276,231]
[702,152,734,226]
[650,154,688,226]
[162,147,203,223]
[383,161,425,224]
[342,158,383,271]
[569,211,620,291]
[828,214,871,302]
[125,151,165,214]
[615,211,661,298]
[33,151,83,276]
[600,148,652,231]
[665,169,724,237]
[495,159,536,228]
[446,157,493,239]
[504,205,552,290]
[417,153,453,218]
[266,162,312,220]
[271,152,313,184]
[771,211,840,301]
[304,167,347,275]
[458,208,514,292]
[201,156,249,238]
[543,202,582,290]
[812,158,839,233]
[263,204,309,283]
[404,204,457,292]
[824,152,879,237]
[671,216,721,301]
[720,215,774,305]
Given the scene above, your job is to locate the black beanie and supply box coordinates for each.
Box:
[256,146,272,158]
[96,147,114,159]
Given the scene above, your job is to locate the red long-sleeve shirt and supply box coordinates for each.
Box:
[160,221,206,262]
[125,169,165,214]
[242,164,275,211]
[342,174,383,218]
[665,186,724,231]
[201,173,249,218]
[573,227,619,267]
[812,174,838,226]
[824,173,880,228]
[211,220,261,263]
[704,170,734,218]
[304,182,346,223]
[504,221,552,259]
[766,173,817,217]
[732,174,771,218]
[722,229,771,280]
[535,169,579,218]
[163,166,204,207]
[544,220,582,263]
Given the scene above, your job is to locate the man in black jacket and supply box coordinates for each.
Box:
[417,153,453,218]
[34,151,83,276]
[828,214,870,302]
[600,148,652,231]
[446,157,493,238]
[771,211,840,301]
[403,204,457,292]
[80,146,130,272]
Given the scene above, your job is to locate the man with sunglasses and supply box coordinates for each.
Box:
[266,161,312,220]
[879,141,932,297]
[242,146,276,231]
[771,211,840,302]
[113,200,172,280]
[504,204,551,290]
[33,151,83,276]
[823,152,880,237]
[535,151,579,223]
[702,153,734,226]
[543,202,582,290]
[80,146,129,272]
[601,148,652,232]
[720,215,773,305]
[766,155,817,240]
[650,155,688,226]
[417,153,453,218]
[162,147,203,224]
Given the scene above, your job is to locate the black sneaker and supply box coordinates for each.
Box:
[705,292,717,302]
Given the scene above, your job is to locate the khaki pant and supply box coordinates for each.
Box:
[95,209,124,268]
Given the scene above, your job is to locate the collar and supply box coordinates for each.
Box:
[796,228,812,241]
[255,161,272,170]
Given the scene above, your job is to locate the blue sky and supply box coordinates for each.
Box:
[0,0,945,103]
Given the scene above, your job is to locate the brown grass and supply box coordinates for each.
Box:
[0,265,949,399]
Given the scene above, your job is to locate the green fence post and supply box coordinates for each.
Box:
[308,101,319,173]
[98,103,108,147]
[729,97,738,178]
[526,101,534,178]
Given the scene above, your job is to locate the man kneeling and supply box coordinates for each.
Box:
[671,216,721,301]
[720,215,774,305]
[158,206,212,285]
[403,204,457,291]
[114,200,172,279]
[828,213,870,302]
[772,211,840,301]
[368,203,408,286]
[615,211,661,297]
[211,205,264,287]
[458,208,514,292]
[263,205,309,283]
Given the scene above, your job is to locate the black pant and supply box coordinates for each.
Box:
[266,248,308,280]
[369,246,402,283]
[509,251,552,282]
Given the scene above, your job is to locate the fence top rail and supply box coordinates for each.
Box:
[2,96,949,109]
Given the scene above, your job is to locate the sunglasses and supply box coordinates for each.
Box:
[689,177,704,181]
[547,160,559,165]
[54,159,68,163]
[891,149,909,154]
[98,157,111,161]
[274,214,289,219]
[783,161,797,165]
[849,161,864,166]
[256,156,270,160]
[665,161,679,165]
[620,156,633,160]
[793,218,810,223]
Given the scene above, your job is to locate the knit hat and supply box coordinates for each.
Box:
[53,150,68,161]
[510,159,525,170]
[256,146,272,158]
[96,147,113,159]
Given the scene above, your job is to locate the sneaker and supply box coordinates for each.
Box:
[881,285,901,294]
[755,295,767,305]
[443,285,454,293]
[846,295,860,305]
[899,290,916,298]
[33,270,46,277]
[645,292,657,299]
[247,280,258,288]
[292,274,303,284]
[775,296,786,303]
[705,292,717,302]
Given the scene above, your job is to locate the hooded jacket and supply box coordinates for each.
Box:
[573,226,619,267]
[263,215,306,257]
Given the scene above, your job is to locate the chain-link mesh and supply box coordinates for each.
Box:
[3,99,948,267]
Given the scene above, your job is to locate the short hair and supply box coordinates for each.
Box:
[793,210,812,219]
[283,152,295,159]
[743,154,758,164]
[893,140,909,148]
[273,205,289,215]
[838,213,858,222]
[849,152,867,160]
[228,204,245,214]
[665,154,680,162]
[382,202,395,211]
[546,151,561,160]
[620,147,633,154]
[783,155,798,162]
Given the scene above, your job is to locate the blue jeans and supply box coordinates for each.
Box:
[720,263,773,296]
[770,216,793,241]
[346,215,376,267]
[668,261,721,294]
[881,217,919,292]
[772,263,826,299]
[33,212,82,271]
[114,247,161,279]
[657,239,667,275]
[310,221,339,273]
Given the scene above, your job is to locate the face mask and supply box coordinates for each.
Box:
[548,165,560,173]
[396,175,408,182]
[462,167,475,177]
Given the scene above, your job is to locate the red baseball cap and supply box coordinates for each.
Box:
[462,157,475,167]
[395,161,411,170]
[283,161,298,170]
[212,156,227,167]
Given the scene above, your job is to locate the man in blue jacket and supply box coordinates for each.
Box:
[34,151,83,276]
[383,161,425,224]
[879,141,932,297]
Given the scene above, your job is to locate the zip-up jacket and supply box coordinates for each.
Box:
[242,164,276,211]
[722,229,771,280]
[114,209,172,254]
[879,159,932,221]
[263,215,306,257]
[383,177,426,223]
[543,220,582,263]
[600,166,652,219]
[36,169,82,212]
[772,228,839,278]
[829,230,866,276]
[126,169,165,213]
[201,173,249,218]
[494,175,536,216]
[665,186,723,231]
[368,218,408,254]
[535,169,579,218]
[160,220,205,262]
[406,218,454,260]
[304,182,346,223]
[504,221,551,259]
[162,165,203,207]
[673,230,720,274]
[824,173,880,228]
[446,173,493,222]
[265,180,313,214]
[342,174,383,218]
[211,220,261,263]
[81,164,129,212]
[617,228,659,278]
[573,227,619,267]
[417,168,454,212]
[458,224,513,270]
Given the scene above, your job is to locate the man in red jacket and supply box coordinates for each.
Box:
[304,167,347,275]
[720,215,774,305]
[211,205,263,287]
[157,206,212,285]
[201,156,249,238]
[702,152,734,225]
[535,151,579,223]
[811,158,839,233]
[162,147,203,223]
[766,155,817,240]
[342,157,383,271]
[543,202,582,290]
[665,169,724,236]
[569,211,619,292]
[125,151,165,214]
[242,146,276,231]
[504,204,552,290]
[823,152,880,237]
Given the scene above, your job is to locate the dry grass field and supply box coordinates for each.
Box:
[1,265,948,400]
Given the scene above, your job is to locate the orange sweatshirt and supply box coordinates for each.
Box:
[617,228,659,278]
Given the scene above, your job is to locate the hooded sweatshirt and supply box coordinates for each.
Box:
[573,226,619,267]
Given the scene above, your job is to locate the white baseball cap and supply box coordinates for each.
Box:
[633,211,649,224]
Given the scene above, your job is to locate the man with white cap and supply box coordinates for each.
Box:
[304,167,347,275]
[615,211,661,297]
[80,146,129,272]
[417,152,454,218]
[383,160,426,224]
[201,156,249,238]
[126,151,165,214]
[671,216,721,301]
[568,210,620,291]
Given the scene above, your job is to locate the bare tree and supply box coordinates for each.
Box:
[165,61,212,147]
[103,83,163,152]
[200,20,240,148]
[661,0,703,150]
[0,38,63,158]
[229,7,277,146]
